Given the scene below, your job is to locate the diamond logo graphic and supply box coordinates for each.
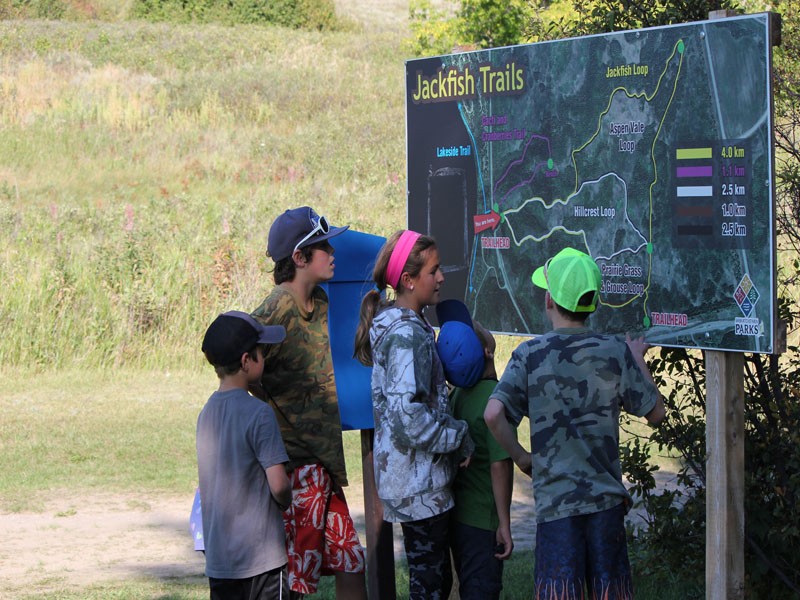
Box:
[740,297,753,317]
[739,274,753,294]
[734,274,759,317]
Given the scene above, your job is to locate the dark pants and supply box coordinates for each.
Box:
[209,565,288,600]
[400,511,453,600]
[534,503,633,600]
[451,521,504,600]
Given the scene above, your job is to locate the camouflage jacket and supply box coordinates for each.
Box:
[252,285,348,487]
[492,327,659,523]
[369,306,474,523]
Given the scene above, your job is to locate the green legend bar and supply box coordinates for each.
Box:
[676,147,713,160]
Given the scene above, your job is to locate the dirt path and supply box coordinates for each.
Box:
[0,475,535,596]
[0,491,207,596]
[0,470,676,596]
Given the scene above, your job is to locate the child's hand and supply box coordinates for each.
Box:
[515,452,533,477]
[458,454,473,468]
[625,334,650,358]
[494,526,513,560]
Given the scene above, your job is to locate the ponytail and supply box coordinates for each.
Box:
[354,289,386,366]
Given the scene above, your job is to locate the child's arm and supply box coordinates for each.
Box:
[625,335,666,425]
[266,464,292,511]
[384,328,474,458]
[491,457,514,559]
[484,398,531,476]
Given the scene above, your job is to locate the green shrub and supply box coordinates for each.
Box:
[0,0,67,19]
[130,0,340,29]
[406,0,531,57]
[457,0,527,49]
[406,0,460,56]
[623,345,800,596]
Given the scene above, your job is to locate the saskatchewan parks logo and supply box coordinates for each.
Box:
[734,273,759,318]
[734,274,761,337]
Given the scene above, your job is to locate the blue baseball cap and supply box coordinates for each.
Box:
[435,299,484,388]
[267,206,348,262]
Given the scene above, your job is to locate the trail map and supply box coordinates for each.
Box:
[406,13,776,353]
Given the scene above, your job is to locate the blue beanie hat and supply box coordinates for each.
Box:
[435,300,484,388]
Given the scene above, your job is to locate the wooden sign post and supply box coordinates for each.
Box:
[361,429,396,599]
[704,349,745,599]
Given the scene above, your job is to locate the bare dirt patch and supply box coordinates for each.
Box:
[0,491,206,596]
[0,470,675,596]
[0,477,534,596]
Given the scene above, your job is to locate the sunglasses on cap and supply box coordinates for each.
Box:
[293,213,330,254]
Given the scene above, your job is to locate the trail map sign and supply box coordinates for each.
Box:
[406,13,777,353]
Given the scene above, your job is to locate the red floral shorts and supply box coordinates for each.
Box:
[283,464,366,594]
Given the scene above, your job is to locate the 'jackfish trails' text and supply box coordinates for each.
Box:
[410,63,525,104]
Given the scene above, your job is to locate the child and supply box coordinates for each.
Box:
[484,247,666,600]
[435,299,513,600]
[197,310,292,599]
[354,229,475,600]
[251,206,366,599]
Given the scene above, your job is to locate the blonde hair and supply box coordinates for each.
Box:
[353,230,437,366]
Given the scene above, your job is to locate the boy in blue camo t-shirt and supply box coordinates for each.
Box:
[484,248,665,600]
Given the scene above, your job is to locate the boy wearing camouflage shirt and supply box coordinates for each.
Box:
[251,207,366,599]
[484,248,665,600]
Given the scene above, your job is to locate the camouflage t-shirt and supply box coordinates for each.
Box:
[369,306,474,523]
[252,285,347,488]
[492,327,659,524]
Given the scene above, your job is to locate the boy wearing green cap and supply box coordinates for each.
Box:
[484,247,665,600]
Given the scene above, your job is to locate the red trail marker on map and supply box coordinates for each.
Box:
[473,210,501,233]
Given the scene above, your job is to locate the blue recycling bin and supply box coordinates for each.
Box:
[321,229,386,431]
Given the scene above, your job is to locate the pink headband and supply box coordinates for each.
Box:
[386,230,421,289]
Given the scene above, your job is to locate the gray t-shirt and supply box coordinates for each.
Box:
[492,327,659,524]
[197,388,289,579]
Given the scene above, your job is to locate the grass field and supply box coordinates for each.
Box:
[0,9,409,371]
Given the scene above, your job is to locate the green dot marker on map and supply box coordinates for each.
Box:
[677,40,685,54]
[644,316,651,328]
[547,158,554,170]
[647,243,653,254]
[493,202,504,223]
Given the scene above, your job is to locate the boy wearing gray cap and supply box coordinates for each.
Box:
[197,311,291,599]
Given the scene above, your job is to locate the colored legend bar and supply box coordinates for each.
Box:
[675,205,714,217]
[676,147,713,160]
[677,185,713,197]
[677,165,713,178]
[677,224,713,236]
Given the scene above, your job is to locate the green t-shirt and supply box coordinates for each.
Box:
[252,285,347,487]
[452,378,510,531]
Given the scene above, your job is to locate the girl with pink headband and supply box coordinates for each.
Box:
[355,230,474,600]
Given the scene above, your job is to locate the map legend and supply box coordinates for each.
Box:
[672,140,752,249]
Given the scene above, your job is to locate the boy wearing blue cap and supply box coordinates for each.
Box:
[197,311,292,599]
[436,299,514,600]
[484,248,665,600]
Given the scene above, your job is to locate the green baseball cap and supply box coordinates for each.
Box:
[531,248,601,313]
